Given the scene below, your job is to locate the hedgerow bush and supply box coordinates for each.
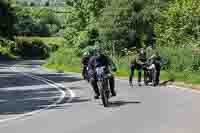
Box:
[15,38,50,59]
[0,38,16,59]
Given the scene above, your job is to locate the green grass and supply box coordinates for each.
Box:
[44,63,81,73]
[16,36,66,46]
[45,58,200,85]
[45,62,200,85]
[44,47,200,86]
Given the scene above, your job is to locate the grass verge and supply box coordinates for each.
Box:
[15,36,66,46]
[44,47,200,89]
[44,63,200,87]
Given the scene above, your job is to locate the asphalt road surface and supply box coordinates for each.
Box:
[0,60,200,133]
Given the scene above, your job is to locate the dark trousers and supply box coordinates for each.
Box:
[129,64,145,83]
[82,66,88,80]
[155,64,161,85]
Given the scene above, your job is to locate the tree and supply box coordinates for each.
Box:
[65,0,107,30]
[98,0,168,53]
[30,2,35,7]
[15,16,50,36]
[155,0,200,48]
[0,0,16,39]
[45,1,50,6]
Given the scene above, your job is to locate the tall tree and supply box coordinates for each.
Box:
[0,0,16,39]
[155,0,200,48]
[98,0,168,52]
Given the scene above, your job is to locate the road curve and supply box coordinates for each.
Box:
[0,60,200,133]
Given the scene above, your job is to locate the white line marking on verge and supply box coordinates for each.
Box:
[0,63,75,123]
[168,85,200,94]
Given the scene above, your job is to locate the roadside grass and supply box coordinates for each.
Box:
[0,47,17,60]
[15,36,66,46]
[44,47,200,86]
[44,63,81,73]
[44,59,200,85]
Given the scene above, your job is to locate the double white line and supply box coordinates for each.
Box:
[0,63,75,123]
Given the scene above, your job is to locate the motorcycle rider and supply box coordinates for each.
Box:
[81,47,97,80]
[87,47,117,99]
[148,51,162,86]
[81,52,91,81]
[129,48,147,86]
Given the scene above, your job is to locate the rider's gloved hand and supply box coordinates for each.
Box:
[111,64,117,72]
[112,67,117,72]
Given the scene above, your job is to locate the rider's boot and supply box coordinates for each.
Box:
[109,76,116,97]
[93,87,100,99]
[94,94,100,99]
[90,78,100,99]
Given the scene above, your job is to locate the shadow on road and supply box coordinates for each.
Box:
[159,80,174,86]
[58,96,91,105]
[108,100,141,108]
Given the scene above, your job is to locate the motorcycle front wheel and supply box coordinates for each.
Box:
[98,80,109,107]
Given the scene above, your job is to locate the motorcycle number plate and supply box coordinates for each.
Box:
[149,64,155,69]
[96,67,104,75]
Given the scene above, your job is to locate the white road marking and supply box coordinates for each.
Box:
[43,71,200,94]
[0,63,75,123]
[168,85,200,93]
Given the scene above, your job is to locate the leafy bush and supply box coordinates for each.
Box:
[155,0,200,48]
[14,16,51,37]
[0,38,16,59]
[47,48,80,67]
[146,46,200,72]
[15,38,50,59]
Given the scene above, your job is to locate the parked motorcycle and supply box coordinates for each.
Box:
[144,61,157,86]
[144,58,168,86]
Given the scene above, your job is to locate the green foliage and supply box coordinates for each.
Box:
[97,0,168,54]
[44,0,200,85]
[45,1,50,6]
[0,0,16,39]
[15,37,50,58]
[14,16,50,36]
[15,36,64,54]
[15,7,62,36]
[0,37,16,59]
[30,2,35,7]
[155,0,200,47]
[47,48,80,67]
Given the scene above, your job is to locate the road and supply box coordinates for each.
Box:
[0,60,200,133]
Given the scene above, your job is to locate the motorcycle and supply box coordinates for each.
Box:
[144,58,168,86]
[144,61,157,86]
[96,66,112,107]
